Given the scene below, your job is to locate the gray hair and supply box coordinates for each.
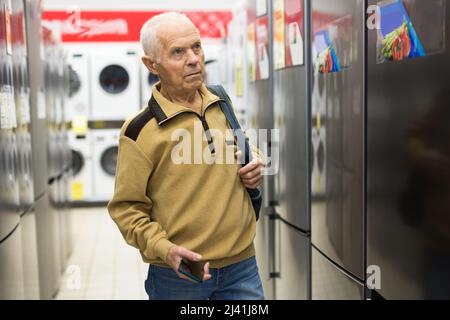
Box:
[140,12,199,62]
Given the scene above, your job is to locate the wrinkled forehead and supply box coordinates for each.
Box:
[157,20,201,48]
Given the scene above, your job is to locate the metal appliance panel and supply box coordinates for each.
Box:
[0,225,25,299]
[275,221,310,299]
[310,0,365,280]
[11,0,34,213]
[35,193,59,299]
[247,0,277,299]
[24,0,48,198]
[367,0,450,299]
[254,212,275,299]
[0,0,20,240]
[312,246,365,299]
[20,208,40,299]
[274,66,309,229]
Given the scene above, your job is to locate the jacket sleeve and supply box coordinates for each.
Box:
[107,135,174,262]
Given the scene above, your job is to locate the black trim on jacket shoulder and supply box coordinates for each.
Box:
[124,105,155,141]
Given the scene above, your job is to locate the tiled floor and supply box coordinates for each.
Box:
[55,206,148,300]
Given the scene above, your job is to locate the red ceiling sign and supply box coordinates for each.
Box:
[42,11,232,42]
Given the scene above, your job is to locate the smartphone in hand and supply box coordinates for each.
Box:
[178,259,205,283]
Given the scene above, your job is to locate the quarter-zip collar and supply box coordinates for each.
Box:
[150,81,222,125]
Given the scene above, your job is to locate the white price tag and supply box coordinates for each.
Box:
[21,93,31,124]
[9,91,17,128]
[37,90,46,119]
[0,91,10,129]
[256,0,268,16]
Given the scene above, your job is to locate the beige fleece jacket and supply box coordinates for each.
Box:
[107,83,258,268]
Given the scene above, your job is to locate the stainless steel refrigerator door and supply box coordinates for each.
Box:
[11,2,34,213]
[312,246,364,300]
[248,0,277,299]
[20,208,40,299]
[254,211,275,299]
[24,0,48,198]
[0,225,25,299]
[49,179,62,285]
[272,0,312,231]
[35,192,59,299]
[57,174,68,273]
[310,0,365,280]
[0,132,20,239]
[275,221,310,299]
[274,66,310,229]
[367,0,450,299]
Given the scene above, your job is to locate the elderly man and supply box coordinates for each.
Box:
[107,12,265,300]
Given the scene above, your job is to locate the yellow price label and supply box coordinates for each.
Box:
[72,115,88,135]
[71,182,84,200]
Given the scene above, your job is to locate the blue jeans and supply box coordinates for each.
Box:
[145,256,265,300]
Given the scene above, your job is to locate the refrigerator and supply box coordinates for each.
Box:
[246,0,278,299]
[310,0,366,299]
[11,0,40,299]
[24,0,60,299]
[366,0,450,299]
[0,0,25,299]
[271,0,312,299]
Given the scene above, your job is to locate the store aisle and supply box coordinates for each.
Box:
[55,207,148,300]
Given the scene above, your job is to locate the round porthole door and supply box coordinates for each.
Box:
[68,66,81,97]
[71,150,84,176]
[99,65,129,94]
[100,146,118,176]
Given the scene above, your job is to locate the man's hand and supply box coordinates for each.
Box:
[166,245,211,282]
[236,150,264,189]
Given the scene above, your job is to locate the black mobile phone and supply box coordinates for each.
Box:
[178,259,205,283]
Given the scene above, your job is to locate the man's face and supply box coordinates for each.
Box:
[147,22,205,93]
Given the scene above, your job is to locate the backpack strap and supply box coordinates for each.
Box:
[208,85,253,166]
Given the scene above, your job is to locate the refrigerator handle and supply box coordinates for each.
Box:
[268,207,281,279]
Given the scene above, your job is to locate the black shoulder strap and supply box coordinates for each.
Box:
[208,85,252,166]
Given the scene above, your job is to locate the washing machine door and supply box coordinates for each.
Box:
[68,65,81,98]
[100,146,118,176]
[71,149,84,177]
[99,64,129,94]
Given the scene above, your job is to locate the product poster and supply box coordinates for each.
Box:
[285,0,304,67]
[256,15,269,80]
[376,0,426,63]
[273,0,285,70]
[247,23,256,82]
[314,29,341,74]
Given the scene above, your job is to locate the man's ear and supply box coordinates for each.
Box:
[142,56,159,75]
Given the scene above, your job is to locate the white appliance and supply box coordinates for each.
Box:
[140,64,159,108]
[68,130,93,202]
[91,129,120,202]
[311,126,326,197]
[90,51,140,121]
[66,53,90,122]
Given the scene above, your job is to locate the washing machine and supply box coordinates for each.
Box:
[91,129,119,202]
[65,52,90,122]
[68,130,93,202]
[140,64,159,108]
[311,126,326,197]
[90,51,140,121]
